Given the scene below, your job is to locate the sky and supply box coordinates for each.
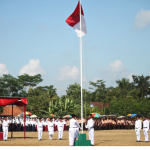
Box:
[0,0,150,96]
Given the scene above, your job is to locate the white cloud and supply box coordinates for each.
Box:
[93,77,100,82]
[19,59,46,76]
[128,73,138,82]
[97,60,136,86]
[0,63,9,76]
[57,86,66,96]
[57,66,79,81]
[107,60,127,80]
[134,9,150,28]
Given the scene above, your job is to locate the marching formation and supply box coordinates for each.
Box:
[0,115,150,145]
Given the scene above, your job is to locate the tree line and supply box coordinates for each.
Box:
[0,74,150,117]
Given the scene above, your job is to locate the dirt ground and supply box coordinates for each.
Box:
[0,129,150,146]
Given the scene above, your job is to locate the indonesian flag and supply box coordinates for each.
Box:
[66,1,87,37]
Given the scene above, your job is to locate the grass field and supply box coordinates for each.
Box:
[0,129,150,146]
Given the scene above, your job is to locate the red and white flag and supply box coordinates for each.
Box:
[66,1,87,37]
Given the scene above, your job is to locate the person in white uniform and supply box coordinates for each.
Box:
[57,117,64,140]
[69,114,80,146]
[2,117,9,141]
[143,116,149,142]
[48,118,54,140]
[37,118,43,140]
[85,114,94,146]
[135,116,142,142]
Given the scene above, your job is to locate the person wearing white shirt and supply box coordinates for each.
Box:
[21,119,24,131]
[69,114,80,146]
[48,118,54,140]
[85,114,94,146]
[16,118,20,131]
[25,119,29,131]
[28,119,31,132]
[37,118,43,140]
[8,118,12,132]
[143,116,149,142]
[12,117,15,131]
[32,119,36,131]
[2,117,9,141]
[57,117,64,140]
[135,116,142,142]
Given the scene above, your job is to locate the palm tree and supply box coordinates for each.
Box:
[132,75,150,99]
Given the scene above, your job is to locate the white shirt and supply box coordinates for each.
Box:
[143,119,149,130]
[86,118,94,130]
[3,120,9,127]
[16,119,20,124]
[37,122,43,128]
[48,121,54,127]
[135,119,141,130]
[12,119,15,123]
[57,121,63,127]
[69,118,80,128]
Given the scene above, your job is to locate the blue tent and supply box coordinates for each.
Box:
[130,114,142,117]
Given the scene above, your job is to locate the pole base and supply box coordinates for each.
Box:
[75,133,91,146]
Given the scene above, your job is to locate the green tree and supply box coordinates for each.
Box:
[132,75,150,99]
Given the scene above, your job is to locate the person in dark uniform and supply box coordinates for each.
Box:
[12,117,16,131]
[16,117,20,131]
[32,119,36,131]
[0,118,2,132]
[28,119,31,132]
[8,118,12,132]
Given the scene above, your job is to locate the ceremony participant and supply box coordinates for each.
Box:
[57,117,64,140]
[2,117,9,141]
[28,119,31,132]
[37,118,43,140]
[85,114,94,146]
[25,119,28,131]
[63,119,66,131]
[75,116,80,140]
[21,119,24,131]
[31,119,36,131]
[69,114,80,146]
[16,117,20,131]
[135,116,142,142]
[66,118,69,131]
[143,116,149,142]
[45,118,48,131]
[48,118,54,140]
[8,118,12,132]
[12,117,16,131]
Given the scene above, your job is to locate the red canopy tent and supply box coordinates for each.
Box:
[0,97,28,139]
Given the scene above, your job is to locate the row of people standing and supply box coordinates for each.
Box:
[0,117,67,132]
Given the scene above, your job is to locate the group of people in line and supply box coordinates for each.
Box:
[0,115,150,145]
[1,116,150,132]
[0,114,94,146]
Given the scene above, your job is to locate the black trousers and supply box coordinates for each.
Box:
[32,125,35,131]
[17,124,20,131]
[13,123,16,131]
[26,126,28,131]
[28,125,31,131]
[9,124,11,131]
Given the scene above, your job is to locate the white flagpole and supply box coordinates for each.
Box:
[79,0,83,134]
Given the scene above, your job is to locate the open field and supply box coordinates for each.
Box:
[0,129,150,146]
